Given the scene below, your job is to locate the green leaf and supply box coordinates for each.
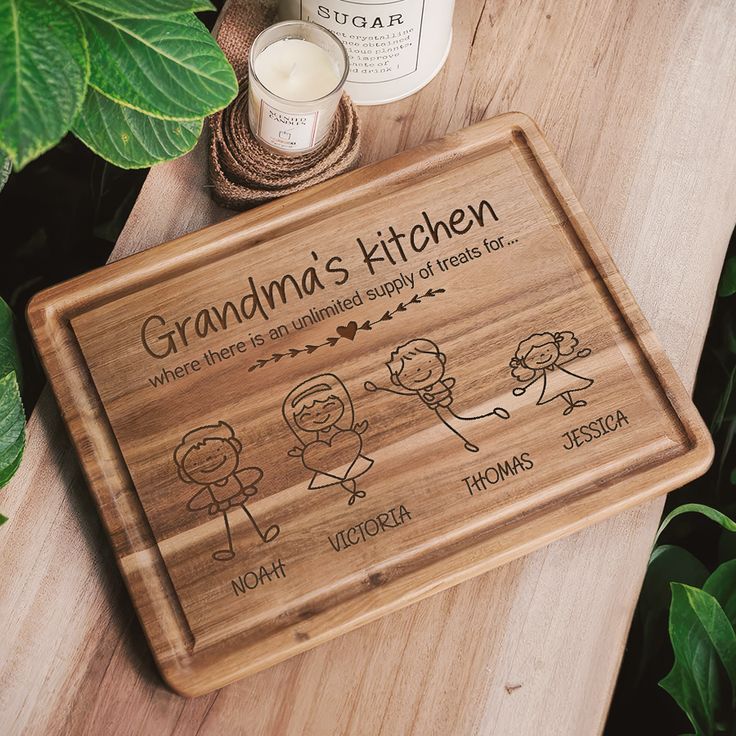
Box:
[656,503,736,545]
[636,545,709,687]
[660,584,736,735]
[0,152,10,191]
[70,0,215,17]
[0,299,24,489]
[77,8,237,121]
[0,371,24,489]
[0,298,21,384]
[719,523,736,565]
[719,257,736,298]
[72,88,202,168]
[705,560,736,629]
[711,366,736,434]
[0,0,89,169]
[646,546,710,610]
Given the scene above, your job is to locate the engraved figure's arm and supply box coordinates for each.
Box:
[364,380,414,396]
[187,486,215,511]
[558,348,592,366]
[235,467,263,497]
[512,373,543,396]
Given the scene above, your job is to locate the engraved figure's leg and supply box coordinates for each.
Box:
[241,503,280,543]
[436,408,480,452]
[213,511,236,561]
[340,479,366,505]
[561,393,576,416]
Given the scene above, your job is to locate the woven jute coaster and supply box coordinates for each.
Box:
[208,0,362,210]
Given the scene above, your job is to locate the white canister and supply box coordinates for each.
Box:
[278,0,455,105]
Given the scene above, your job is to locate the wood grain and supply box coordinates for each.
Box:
[25,115,712,695]
[2,0,736,732]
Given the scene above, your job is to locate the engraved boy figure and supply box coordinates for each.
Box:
[364,338,509,452]
[175,421,280,562]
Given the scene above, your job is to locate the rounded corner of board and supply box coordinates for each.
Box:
[689,424,716,477]
[25,288,56,337]
[156,656,207,699]
[503,111,543,140]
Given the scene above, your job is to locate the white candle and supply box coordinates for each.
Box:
[253,39,340,102]
[248,22,348,155]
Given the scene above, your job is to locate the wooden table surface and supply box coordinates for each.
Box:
[2,1,736,734]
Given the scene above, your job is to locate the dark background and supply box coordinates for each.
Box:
[0,140,146,411]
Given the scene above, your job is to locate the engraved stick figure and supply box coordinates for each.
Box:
[364,338,509,453]
[283,374,373,505]
[509,331,593,415]
[175,421,279,562]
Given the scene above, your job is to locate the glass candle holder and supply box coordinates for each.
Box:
[248,21,349,156]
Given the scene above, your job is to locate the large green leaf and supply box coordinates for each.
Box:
[0,298,23,489]
[705,560,736,630]
[70,0,215,17]
[719,257,736,298]
[0,297,21,384]
[72,88,202,168]
[660,584,736,735]
[0,153,10,192]
[0,299,24,490]
[656,503,736,545]
[0,371,24,488]
[635,545,709,688]
[77,8,237,121]
[643,545,709,629]
[0,0,89,168]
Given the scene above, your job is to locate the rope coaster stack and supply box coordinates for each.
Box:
[208,0,362,210]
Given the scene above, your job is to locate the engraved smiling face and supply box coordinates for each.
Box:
[183,438,239,484]
[524,341,560,369]
[294,395,345,433]
[396,352,445,390]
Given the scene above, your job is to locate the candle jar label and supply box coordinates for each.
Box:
[280,0,455,104]
[257,101,319,151]
[295,0,426,84]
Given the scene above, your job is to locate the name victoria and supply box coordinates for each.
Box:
[329,505,412,552]
[562,409,630,450]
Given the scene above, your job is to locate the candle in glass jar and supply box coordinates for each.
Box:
[248,22,348,155]
[253,39,339,101]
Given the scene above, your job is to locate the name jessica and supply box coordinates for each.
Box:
[562,409,630,450]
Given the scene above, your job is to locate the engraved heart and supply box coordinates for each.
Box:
[336,321,358,340]
[302,430,362,476]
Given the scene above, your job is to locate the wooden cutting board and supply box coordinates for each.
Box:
[27,113,713,697]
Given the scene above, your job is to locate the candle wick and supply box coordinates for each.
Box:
[289,61,297,78]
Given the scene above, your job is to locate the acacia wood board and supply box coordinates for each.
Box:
[27,113,713,697]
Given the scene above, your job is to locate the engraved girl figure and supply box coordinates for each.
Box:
[510,331,593,416]
[283,374,373,505]
[175,421,280,562]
